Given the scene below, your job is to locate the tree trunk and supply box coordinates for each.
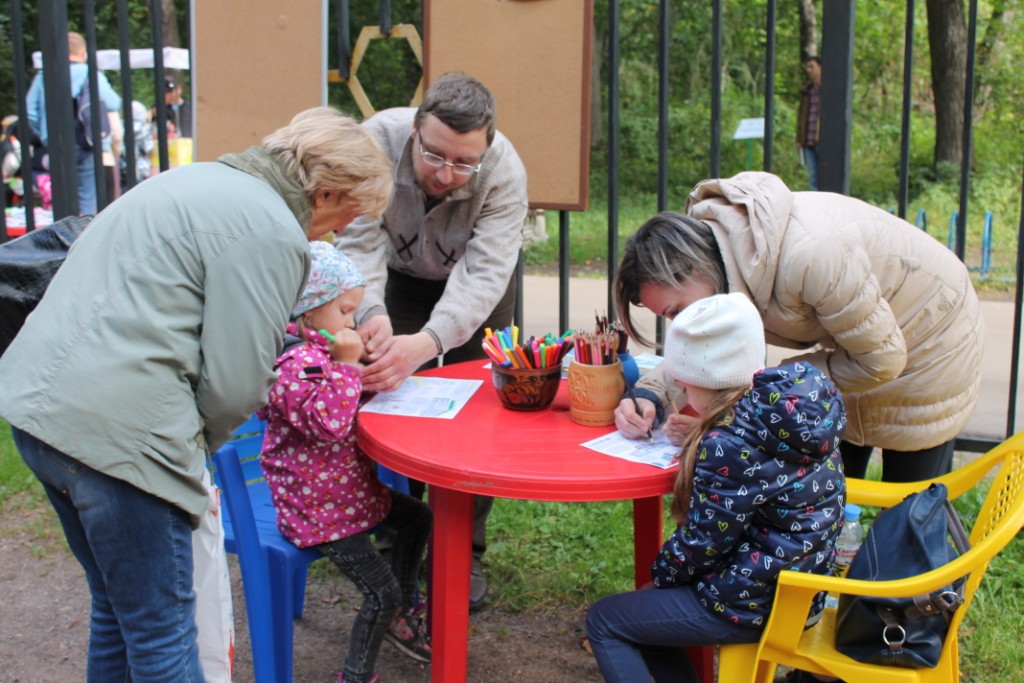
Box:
[161,0,181,48]
[974,1,1014,116]
[798,0,818,61]
[925,0,967,171]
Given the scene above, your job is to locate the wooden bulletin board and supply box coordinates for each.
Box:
[425,0,593,211]
[192,0,326,162]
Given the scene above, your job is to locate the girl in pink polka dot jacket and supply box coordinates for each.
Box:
[259,241,431,683]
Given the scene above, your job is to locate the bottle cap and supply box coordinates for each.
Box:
[845,503,861,521]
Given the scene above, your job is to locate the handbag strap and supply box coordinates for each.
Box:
[905,590,965,624]
[944,499,971,555]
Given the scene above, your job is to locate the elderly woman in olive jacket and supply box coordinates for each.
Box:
[614,171,982,484]
[0,107,392,681]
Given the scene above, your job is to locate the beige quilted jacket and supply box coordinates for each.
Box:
[684,171,983,451]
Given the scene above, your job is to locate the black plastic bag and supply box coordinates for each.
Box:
[0,215,92,356]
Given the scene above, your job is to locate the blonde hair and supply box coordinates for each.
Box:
[262,107,393,220]
[670,386,749,525]
[68,32,86,60]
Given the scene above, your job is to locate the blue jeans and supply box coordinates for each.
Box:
[586,585,759,683]
[803,144,819,190]
[77,146,98,215]
[13,428,204,683]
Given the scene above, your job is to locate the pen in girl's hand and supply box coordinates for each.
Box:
[624,376,654,442]
[318,328,336,342]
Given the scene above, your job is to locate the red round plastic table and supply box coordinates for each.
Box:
[356,360,714,683]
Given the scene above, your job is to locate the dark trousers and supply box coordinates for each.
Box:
[385,267,517,556]
[319,492,431,682]
[839,439,956,482]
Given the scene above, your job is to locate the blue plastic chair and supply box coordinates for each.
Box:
[213,414,410,683]
[376,462,410,494]
[213,416,322,683]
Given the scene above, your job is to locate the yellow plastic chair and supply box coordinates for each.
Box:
[717,432,1024,683]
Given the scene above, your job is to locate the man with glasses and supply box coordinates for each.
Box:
[336,72,528,611]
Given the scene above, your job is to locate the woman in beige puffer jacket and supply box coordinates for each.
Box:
[614,171,983,482]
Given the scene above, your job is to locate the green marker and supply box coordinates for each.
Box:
[318,328,336,342]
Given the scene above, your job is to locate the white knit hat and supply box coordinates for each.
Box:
[662,293,766,390]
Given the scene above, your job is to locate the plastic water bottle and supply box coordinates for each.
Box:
[825,503,864,609]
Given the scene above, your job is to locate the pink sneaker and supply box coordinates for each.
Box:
[384,606,432,663]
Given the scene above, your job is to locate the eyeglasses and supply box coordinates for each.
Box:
[417,132,483,176]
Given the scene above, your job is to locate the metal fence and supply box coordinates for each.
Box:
[1,0,183,231]
[4,0,1022,451]
[543,0,1024,453]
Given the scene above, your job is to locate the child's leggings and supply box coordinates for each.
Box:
[319,491,432,682]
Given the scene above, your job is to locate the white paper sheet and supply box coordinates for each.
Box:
[580,429,680,469]
[360,376,483,419]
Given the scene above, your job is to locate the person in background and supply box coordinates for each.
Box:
[161,74,192,138]
[613,172,983,484]
[335,71,529,609]
[121,99,155,185]
[100,107,124,207]
[259,242,432,683]
[1,114,51,209]
[0,107,392,682]
[25,31,122,215]
[587,293,847,683]
[796,55,822,190]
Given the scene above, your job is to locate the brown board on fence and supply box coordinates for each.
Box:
[192,0,325,162]
[424,0,593,211]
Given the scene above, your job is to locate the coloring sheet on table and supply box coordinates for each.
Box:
[360,377,483,419]
[580,429,680,469]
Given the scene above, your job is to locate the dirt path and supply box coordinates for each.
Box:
[0,496,602,683]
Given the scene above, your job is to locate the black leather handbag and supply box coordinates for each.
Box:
[835,483,970,668]
[0,215,91,356]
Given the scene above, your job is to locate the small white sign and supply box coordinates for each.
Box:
[733,117,765,140]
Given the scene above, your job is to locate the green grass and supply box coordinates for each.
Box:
[0,419,43,505]
[4,417,1021,680]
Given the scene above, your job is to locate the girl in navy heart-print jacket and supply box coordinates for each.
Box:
[587,293,847,683]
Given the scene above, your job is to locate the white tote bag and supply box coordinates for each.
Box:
[194,467,235,683]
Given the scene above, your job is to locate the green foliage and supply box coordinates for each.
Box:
[327,0,423,119]
[523,0,1024,296]
[522,197,662,271]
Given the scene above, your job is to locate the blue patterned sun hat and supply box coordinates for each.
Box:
[291,241,366,318]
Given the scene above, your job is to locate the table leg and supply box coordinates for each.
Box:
[631,496,663,588]
[427,486,474,683]
[632,496,714,683]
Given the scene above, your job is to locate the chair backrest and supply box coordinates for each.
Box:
[942,440,1024,658]
[210,419,280,678]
